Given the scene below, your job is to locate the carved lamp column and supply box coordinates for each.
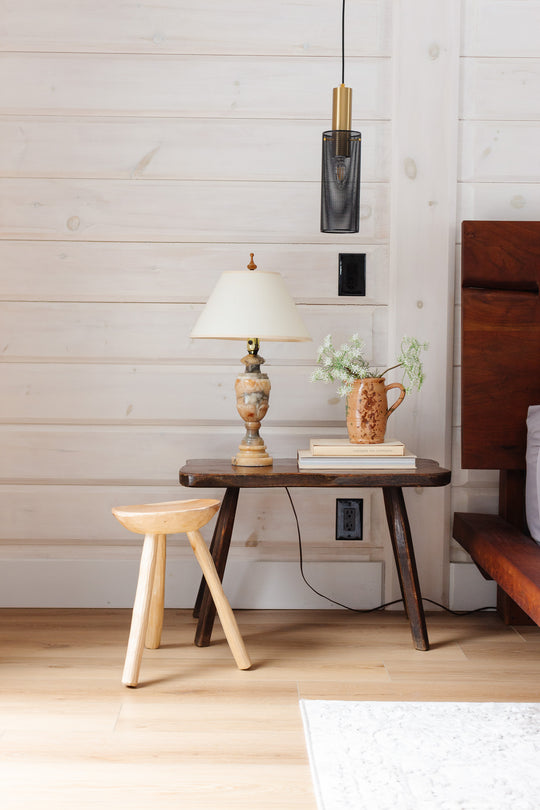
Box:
[191,254,311,466]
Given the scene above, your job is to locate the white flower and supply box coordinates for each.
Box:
[312,334,427,398]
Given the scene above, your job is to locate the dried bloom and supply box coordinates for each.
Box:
[312,334,427,398]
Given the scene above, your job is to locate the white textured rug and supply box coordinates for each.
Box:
[300,700,540,810]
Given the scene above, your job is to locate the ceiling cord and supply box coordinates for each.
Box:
[341,0,346,85]
[284,487,496,616]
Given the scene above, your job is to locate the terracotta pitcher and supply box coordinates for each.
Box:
[346,377,406,443]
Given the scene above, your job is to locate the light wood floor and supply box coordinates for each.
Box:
[1,608,539,809]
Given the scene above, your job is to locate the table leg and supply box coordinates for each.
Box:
[193,486,239,647]
[383,487,429,651]
[382,495,408,619]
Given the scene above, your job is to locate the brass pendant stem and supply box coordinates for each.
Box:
[332,84,352,131]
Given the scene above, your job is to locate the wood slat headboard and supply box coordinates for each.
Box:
[461,221,540,474]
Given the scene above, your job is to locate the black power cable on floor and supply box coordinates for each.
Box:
[284,487,496,617]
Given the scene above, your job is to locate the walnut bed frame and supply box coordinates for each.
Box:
[453,221,540,624]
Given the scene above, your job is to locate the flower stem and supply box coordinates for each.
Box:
[379,362,402,377]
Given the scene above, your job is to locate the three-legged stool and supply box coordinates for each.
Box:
[112,498,251,686]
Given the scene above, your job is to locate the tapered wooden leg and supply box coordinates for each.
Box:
[187,529,251,670]
[122,533,159,687]
[145,534,167,649]
[194,487,239,646]
[383,487,429,651]
[383,494,408,618]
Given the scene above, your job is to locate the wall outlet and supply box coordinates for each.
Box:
[336,498,363,540]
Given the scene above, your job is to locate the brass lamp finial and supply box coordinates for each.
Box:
[247,253,257,271]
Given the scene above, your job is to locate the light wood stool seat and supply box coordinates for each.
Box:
[112,498,251,686]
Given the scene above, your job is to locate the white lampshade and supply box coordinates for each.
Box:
[191,270,311,342]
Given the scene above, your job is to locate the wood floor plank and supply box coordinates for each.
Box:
[298,681,540,702]
[384,658,540,685]
[1,608,539,809]
[0,763,315,810]
[0,698,122,733]
[1,728,309,762]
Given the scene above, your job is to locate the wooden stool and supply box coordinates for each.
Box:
[112,498,251,686]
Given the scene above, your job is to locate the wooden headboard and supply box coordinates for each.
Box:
[461,221,540,528]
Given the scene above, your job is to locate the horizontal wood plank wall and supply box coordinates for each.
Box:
[387,0,459,607]
[0,0,392,606]
[451,0,540,571]
[0,0,392,55]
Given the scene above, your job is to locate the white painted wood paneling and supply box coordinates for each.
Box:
[386,0,460,605]
[0,116,391,183]
[449,562,496,611]
[0,303,382,362]
[453,302,461,378]
[460,122,540,183]
[452,366,462,442]
[0,558,384,609]
[462,0,540,57]
[0,363,365,425]
[0,425,350,484]
[451,485,499,517]
[458,182,540,223]
[0,54,391,119]
[4,0,506,608]
[0,242,389,305]
[0,179,389,243]
[0,484,378,556]
[462,58,540,120]
[221,561,382,609]
[1,0,392,57]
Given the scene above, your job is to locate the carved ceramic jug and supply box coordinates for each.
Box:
[346,377,406,443]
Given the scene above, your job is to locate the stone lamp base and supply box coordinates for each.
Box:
[232,348,273,467]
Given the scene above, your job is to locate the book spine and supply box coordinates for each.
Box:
[298,460,416,470]
[310,445,405,457]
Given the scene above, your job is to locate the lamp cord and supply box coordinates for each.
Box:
[341,0,346,85]
[283,487,496,616]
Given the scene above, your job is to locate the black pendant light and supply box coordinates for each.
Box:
[320,0,361,234]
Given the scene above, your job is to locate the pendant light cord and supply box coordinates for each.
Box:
[341,0,346,84]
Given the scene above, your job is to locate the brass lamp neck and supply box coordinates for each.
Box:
[247,338,259,355]
[332,84,352,131]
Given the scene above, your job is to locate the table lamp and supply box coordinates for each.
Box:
[191,254,311,466]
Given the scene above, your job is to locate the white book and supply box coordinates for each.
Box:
[309,438,406,457]
[297,449,417,470]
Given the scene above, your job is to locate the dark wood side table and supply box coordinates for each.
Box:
[179,458,451,651]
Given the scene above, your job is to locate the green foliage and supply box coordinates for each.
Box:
[311,334,428,398]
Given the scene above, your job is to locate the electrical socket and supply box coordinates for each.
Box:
[336,498,363,540]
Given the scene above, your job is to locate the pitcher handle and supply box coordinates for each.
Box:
[385,382,406,418]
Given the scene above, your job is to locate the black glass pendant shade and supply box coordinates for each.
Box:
[320,129,361,234]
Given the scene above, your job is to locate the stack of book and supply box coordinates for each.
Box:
[297,438,417,470]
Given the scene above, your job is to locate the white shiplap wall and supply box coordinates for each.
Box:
[0,0,392,607]
[0,0,535,609]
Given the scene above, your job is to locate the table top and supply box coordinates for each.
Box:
[179,458,451,489]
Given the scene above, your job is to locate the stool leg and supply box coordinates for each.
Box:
[122,532,159,687]
[145,534,166,650]
[186,530,251,671]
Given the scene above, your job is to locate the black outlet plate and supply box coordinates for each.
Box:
[338,253,366,296]
[336,498,363,540]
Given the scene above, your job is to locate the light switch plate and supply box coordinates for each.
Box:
[338,253,366,296]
